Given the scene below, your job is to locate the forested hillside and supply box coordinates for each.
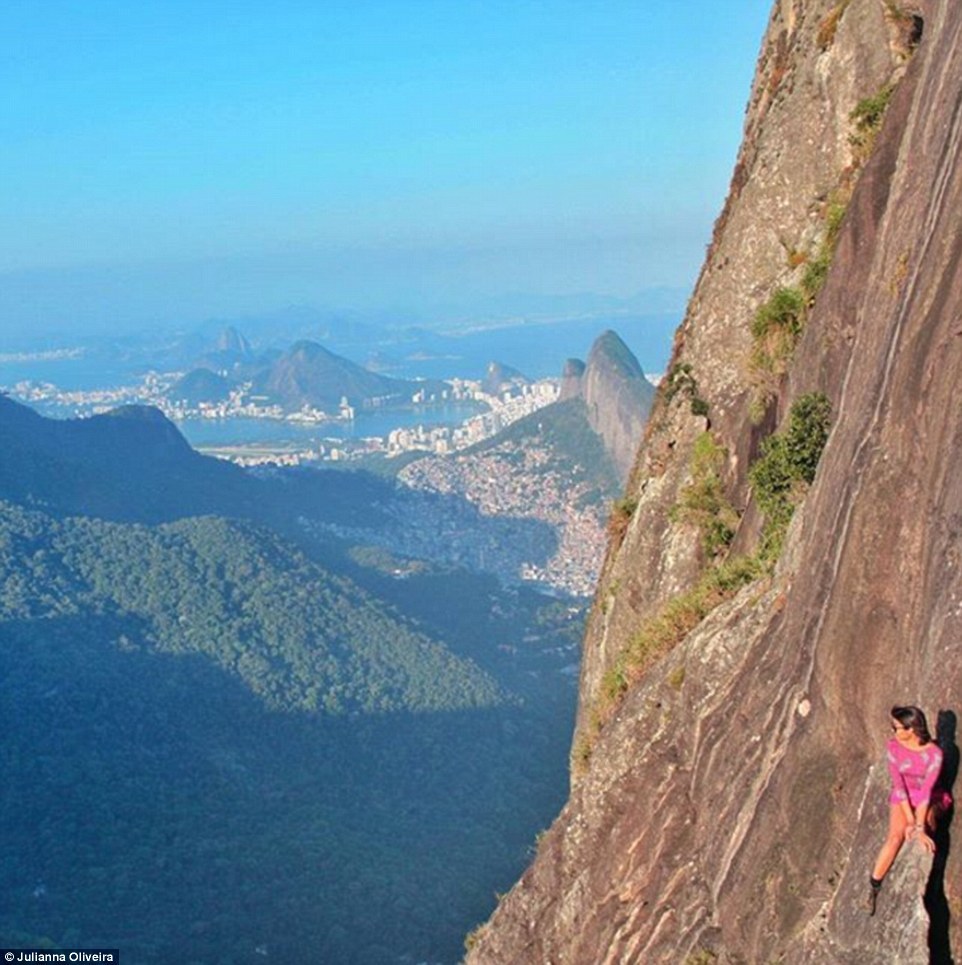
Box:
[0,400,580,963]
[0,502,502,714]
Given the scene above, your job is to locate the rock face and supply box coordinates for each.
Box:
[559,358,586,402]
[467,1,961,962]
[557,332,654,483]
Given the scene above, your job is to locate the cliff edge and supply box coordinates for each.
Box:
[467,0,960,961]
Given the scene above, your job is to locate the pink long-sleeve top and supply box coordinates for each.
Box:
[887,737,943,808]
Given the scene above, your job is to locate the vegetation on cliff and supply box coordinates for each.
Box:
[800,197,847,304]
[670,432,739,558]
[662,360,709,419]
[748,286,807,420]
[576,393,831,770]
[750,392,833,562]
[849,82,896,163]
[584,552,762,751]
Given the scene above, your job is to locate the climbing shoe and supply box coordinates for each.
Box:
[865,880,881,916]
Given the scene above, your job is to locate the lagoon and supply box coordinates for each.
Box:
[175,401,487,448]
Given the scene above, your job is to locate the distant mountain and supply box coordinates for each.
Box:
[0,498,554,963]
[377,397,619,597]
[418,314,678,381]
[179,304,679,382]
[216,325,252,358]
[0,362,602,960]
[252,339,430,410]
[0,394,440,536]
[192,325,259,375]
[469,397,620,497]
[170,367,234,406]
[0,396,577,963]
[482,360,527,396]
[452,331,653,496]
[562,330,655,482]
[197,306,390,357]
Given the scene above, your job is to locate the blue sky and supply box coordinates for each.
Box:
[0,0,772,335]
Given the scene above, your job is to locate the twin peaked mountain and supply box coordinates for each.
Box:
[559,329,654,483]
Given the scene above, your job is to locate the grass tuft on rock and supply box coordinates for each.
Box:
[748,287,807,422]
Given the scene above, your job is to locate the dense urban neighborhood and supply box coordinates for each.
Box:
[306,434,608,598]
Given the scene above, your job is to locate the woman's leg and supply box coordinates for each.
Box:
[872,804,910,880]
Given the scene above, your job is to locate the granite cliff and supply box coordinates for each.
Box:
[467,0,960,962]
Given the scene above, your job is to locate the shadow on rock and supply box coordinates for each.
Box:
[926,709,958,965]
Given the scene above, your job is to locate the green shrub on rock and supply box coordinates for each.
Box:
[747,287,807,423]
[750,392,832,563]
[671,432,739,558]
[849,83,895,163]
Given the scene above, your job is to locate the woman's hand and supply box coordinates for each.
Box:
[915,830,936,854]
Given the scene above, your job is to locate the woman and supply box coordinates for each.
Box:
[866,705,947,915]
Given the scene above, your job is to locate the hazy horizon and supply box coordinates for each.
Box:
[2,1,772,338]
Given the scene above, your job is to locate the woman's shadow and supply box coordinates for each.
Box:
[926,709,958,964]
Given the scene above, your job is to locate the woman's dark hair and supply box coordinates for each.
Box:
[892,705,933,744]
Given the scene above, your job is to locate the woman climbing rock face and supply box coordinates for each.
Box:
[866,705,950,915]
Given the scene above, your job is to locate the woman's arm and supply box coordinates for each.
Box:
[912,747,943,852]
[918,746,944,804]
[913,802,936,852]
[887,742,911,808]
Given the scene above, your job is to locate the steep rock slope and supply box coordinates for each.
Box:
[575,0,908,727]
[558,358,586,402]
[468,0,960,962]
